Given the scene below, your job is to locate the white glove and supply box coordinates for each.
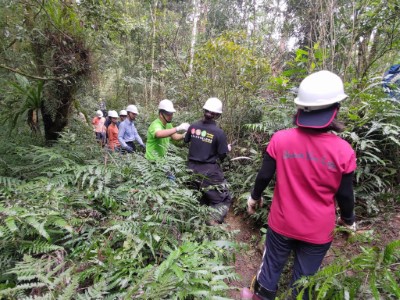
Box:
[227,144,232,152]
[176,122,190,132]
[247,195,263,215]
[337,217,357,232]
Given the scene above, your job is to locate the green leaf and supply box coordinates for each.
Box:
[5,217,18,233]
[25,216,50,240]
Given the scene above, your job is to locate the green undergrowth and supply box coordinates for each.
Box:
[290,240,400,299]
[0,129,239,299]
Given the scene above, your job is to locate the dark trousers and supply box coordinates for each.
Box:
[257,228,331,299]
[95,132,106,145]
[188,161,232,223]
[125,141,136,152]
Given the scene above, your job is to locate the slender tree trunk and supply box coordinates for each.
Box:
[343,0,357,81]
[188,0,200,77]
[242,0,250,39]
[149,0,158,104]
[116,68,120,99]
[27,108,40,134]
[252,0,257,36]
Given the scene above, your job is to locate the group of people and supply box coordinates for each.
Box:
[91,108,129,149]
[92,97,233,225]
[92,70,358,300]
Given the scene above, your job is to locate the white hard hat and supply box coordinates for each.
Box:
[96,110,103,117]
[126,104,139,114]
[108,110,118,118]
[158,99,176,113]
[294,70,347,110]
[203,97,223,114]
[119,109,127,116]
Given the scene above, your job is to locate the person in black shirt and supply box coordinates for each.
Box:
[184,97,232,225]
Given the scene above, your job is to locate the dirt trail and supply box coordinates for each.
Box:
[224,209,263,299]
[224,206,400,300]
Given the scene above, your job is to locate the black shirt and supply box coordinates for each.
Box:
[184,119,228,163]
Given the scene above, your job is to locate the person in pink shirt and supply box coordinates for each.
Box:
[92,110,106,146]
[242,71,357,300]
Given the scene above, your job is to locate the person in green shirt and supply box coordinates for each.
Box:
[145,99,190,160]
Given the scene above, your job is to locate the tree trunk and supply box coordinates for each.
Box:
[41,81,74,142]
[23,1,91,142]
[188,0,200,77]
[27,109,40,134]
[149,0,158,104]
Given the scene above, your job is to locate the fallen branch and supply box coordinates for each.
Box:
[230,156,252,161]
[0,63,76,81]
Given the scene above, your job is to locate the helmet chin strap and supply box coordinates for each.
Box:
[204,110,220,120]
[161,112,172,123]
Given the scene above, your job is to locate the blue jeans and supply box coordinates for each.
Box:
[257,228,331,299]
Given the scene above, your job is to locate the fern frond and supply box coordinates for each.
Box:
[292,240,400,299]
[25,216,50,240]
[0,176,24,188]
[4,216,19,233]
[75,280,110,300]
[383,239,400,264]
[0,282,47,297]
[20,240,63,255]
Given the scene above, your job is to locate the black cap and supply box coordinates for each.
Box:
[296,104,339,128]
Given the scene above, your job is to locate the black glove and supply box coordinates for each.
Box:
[125,146,133,153]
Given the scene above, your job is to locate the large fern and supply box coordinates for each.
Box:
[1,130,239,298]
[287,240,400,300]
[0,255,79,300]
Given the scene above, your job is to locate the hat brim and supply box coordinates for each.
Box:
[161,109,175,114]
[296,105,338,128]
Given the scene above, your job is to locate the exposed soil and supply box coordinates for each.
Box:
[224,206,400,299]
[224,211,263,299]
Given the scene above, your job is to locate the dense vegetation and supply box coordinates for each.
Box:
[0,0,399,299]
